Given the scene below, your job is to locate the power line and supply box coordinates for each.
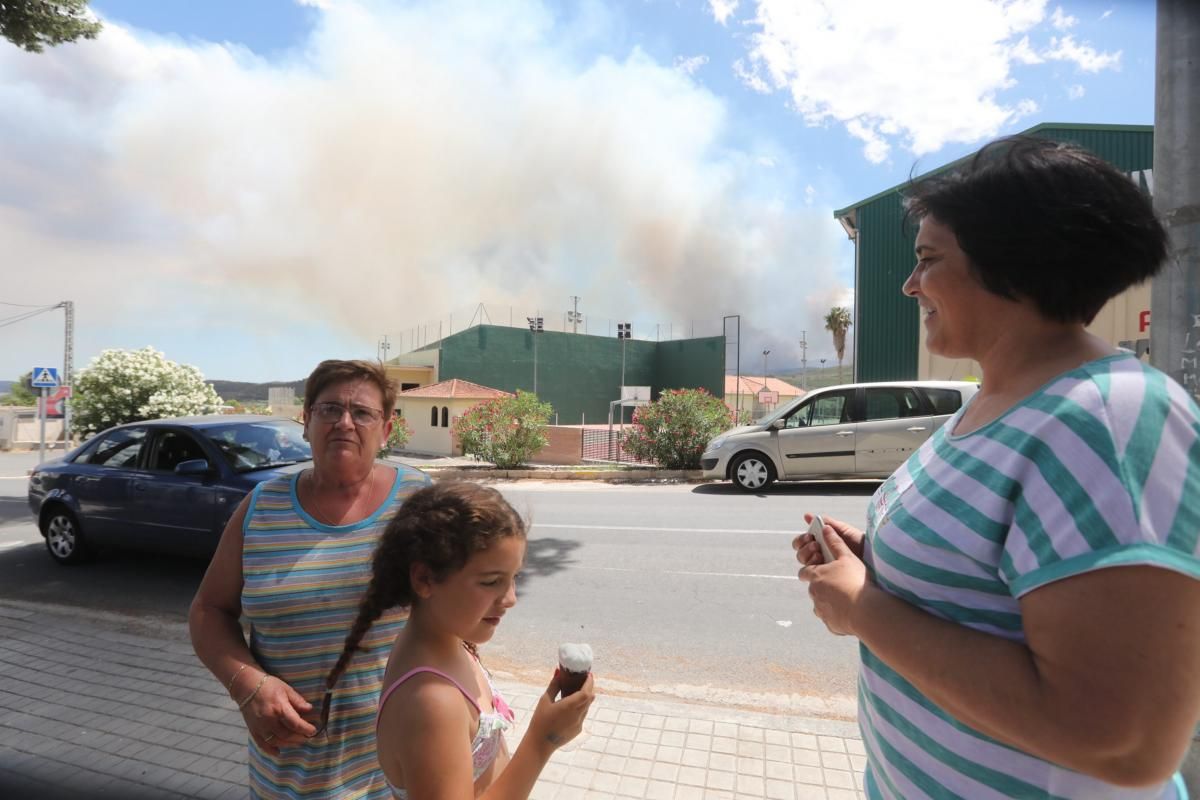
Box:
[0,300,56,308]
[0,306,58,328]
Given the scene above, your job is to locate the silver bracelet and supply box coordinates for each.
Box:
[237,674,270,710]
[225,664,249,694]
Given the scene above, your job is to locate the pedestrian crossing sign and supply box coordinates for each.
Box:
[31,367,59,388]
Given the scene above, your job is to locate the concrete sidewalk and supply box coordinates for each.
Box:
[0,599,865,800]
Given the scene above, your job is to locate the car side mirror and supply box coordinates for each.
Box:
[770,418,785,430]
[175,459,213,476]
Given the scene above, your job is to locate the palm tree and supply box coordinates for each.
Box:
[824,306,853,384]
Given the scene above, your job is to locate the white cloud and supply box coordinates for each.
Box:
[0,0,850,375]
[709,0,739,26]
[728,0,1123,164]
[1050,6,1077,29]
[756,155,777,167]
[1045,35,1121,72]
[1010,35,1044,64]
[734,0,1052,163]
[1067,83,1086,99]
[1100,9,1113,21]
[804,184,816,206]
[674,54,709,75]
[732,57,770,93]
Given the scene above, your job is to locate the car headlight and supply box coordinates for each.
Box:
[706,437,726,452]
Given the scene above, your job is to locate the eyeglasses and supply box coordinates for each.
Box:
[307,689,334,739]
[310,402,384,427]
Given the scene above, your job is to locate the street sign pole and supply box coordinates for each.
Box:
[39,387,47,464]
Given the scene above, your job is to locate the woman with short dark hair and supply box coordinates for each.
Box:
[795,137,1200,799]
[190,359,430,798]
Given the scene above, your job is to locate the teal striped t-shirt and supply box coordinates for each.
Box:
[860,353,1200,800]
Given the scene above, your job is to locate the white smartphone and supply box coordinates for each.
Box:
[809,514,835,564]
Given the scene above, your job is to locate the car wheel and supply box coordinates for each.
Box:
[41,506,90,565]
[731,452,775,492]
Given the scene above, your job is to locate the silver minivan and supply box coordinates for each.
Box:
[701,380,980,491]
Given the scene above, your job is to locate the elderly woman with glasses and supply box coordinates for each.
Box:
[190,359,430,799]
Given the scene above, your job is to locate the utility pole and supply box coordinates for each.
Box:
[60,300,74,446]
[799,331,808,389]
[1151,0,1200,404]
[723,315,741,420]
[378,334,391,362]
[568,296,582,334]
[762,349,770,380]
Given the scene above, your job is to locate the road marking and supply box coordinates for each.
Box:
[0,541,27,550]
[576,565,795,581]
[532,523,797,536]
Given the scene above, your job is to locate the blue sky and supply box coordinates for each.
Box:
[3,0,1155,383]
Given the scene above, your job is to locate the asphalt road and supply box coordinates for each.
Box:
[1,451,874,719]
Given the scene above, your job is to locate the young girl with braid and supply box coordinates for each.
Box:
[326,481,595,799]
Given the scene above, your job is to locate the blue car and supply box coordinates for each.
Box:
[27,415,313,564]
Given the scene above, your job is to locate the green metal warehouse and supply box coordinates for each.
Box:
[834,122,1155,382]
[393,324,725,424]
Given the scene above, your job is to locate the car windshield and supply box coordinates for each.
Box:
[201,419,312,473]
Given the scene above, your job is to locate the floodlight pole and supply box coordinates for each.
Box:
[799,331,808,389]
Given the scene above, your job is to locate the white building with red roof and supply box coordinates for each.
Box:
[723,375,805,421]
[395,378,512,456]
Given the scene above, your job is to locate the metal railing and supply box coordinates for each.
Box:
[580,428,656,466]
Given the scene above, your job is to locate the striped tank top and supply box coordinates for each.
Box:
[859,354,1200,799]
[242,464,431,799]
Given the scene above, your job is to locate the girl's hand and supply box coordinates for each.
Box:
[791,514,865,565]
[796,524,874,637]
[239,674,316,754]
[528,671,595,755]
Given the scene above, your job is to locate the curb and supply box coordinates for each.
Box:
[420,467,710,482]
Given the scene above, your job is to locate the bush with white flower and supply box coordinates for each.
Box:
[72,347,224,435]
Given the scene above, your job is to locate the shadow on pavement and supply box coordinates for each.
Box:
[0,543,206,622]
[517,536,580,596]
[690,481,881,498]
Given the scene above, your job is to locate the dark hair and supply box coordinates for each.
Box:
[903,136,1168,324]
[325,481,526,691]
[303,359,397,418]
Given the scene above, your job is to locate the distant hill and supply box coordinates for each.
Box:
[208,379,305,404]
[771,363,855,391]
[0,381,11,394]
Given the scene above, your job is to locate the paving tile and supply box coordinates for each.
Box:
[821,752,852,771]
[735,773,766,795]
[712,735,737,754]
[824,768,856,789]
[767,778,797,800]
[818,735,847,753]
[643,779,674,800]
[706,769,736,791]
[677,765,706,787]
[648,762,678,782]
[0,597,871,800]
[629,741,657,759]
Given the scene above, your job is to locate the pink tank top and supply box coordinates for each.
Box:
[377,665,515,799]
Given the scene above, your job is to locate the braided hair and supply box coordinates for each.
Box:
[325,481,526,692]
